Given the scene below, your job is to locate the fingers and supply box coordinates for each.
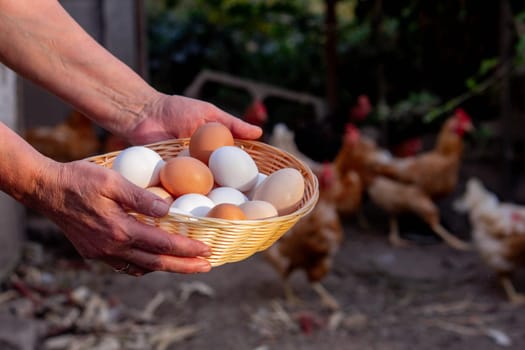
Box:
[121,249,212,274]
[128,220,212,258]
[223,117,262,140]
[110,179,170,218]
[216,112,263,140]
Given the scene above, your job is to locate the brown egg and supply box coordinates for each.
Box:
[189,122,234,164]
[146,186,174,204]
[207,203,246,220]
[160,156,214,197]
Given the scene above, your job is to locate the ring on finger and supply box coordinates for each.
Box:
[113,263,131,273]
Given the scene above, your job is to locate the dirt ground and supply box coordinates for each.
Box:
[2,160,525,350]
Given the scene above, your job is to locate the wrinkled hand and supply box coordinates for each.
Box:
[31,159,212,276]
[127,94,263,144]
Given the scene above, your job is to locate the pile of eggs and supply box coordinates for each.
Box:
[111,122,305,220]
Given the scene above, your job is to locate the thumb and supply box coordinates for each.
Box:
[113,182,170,217]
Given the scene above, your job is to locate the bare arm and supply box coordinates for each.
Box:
[0,122,213,274]
[0,0,154,136]
[0,0,263,275]
[0,0,262,142]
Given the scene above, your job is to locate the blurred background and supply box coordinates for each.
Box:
[2,0,525,349]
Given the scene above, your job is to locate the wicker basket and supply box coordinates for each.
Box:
[87,138,319,267]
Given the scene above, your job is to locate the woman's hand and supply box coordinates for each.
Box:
[126,94,263,145]
[29,159,212,275]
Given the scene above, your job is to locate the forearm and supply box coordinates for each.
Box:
[0,122,55,206]
[0,0,158,136]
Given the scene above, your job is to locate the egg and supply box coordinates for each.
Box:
[239,200,278,220]
[169,193,214,217]
[146,186,174,204]
[245,173,267,199]
[207,203,246,220]
[177,147,190,157]
[160,156,214,197]
[208,146,259,191]
[208,187,248,205]
[111,146,164,188]
[189,122,234,164]
[253,168,305,215]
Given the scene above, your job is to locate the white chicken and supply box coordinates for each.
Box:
[454,178,525,304]
[268,123,324,176]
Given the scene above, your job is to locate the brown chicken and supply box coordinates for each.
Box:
[270,123,364,217]
[371,108,474,198]
[334,124,471,250]
[264,164,344,310]
[368,176,471,250]
[24,110,101,162]
[454,178,525,304]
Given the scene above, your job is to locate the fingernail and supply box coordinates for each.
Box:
[200,247,212,257]
[151,199,169,217]
[197,260,212,272]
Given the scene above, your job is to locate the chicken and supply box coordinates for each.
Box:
[243,99,268,127]
[331,124,386,223]
[334,124,471,250]
[368,176,471,250]
[24,110,101,162]
[371,108,474,199]
[391,136,423,158]
[349,94,372,122]
[268,123,324,176]
[270,123,363,216]
[102,133,130,153]
[264,163,344,310]
[454,178,525,304]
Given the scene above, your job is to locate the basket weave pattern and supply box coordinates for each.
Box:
[87,138,319,267]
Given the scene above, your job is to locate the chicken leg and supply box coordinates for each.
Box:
[283,280,303,306]
[312,282,340,310]
[431,224,472,251]
[388,216,412,248]
[500,276,525,305]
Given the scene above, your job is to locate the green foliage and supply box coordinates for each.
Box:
[147,0,525,134]
[147,0,331,95]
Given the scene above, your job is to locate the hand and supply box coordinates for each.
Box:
[126,94,263,144]
[30,159,212,275]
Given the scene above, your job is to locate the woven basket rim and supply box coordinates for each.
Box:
[86,137,319,224]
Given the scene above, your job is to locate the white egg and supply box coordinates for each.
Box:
[177,148,190,157]
[169,193,214,217]
[208,146,259,191]
[208,187,248,205]
[112,146,164,188]
[245,173,267,199]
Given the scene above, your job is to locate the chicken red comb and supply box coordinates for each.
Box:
[344,123,360,144]
[319,162,334,189]
[454,108,471,124]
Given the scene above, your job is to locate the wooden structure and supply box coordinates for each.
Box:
[184,69,328,121]
[0,65,23,281]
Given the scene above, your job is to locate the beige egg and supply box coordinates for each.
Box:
[253,168,305,215]
[239,200,278,220]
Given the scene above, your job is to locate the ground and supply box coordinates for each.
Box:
[1,160,525,350]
